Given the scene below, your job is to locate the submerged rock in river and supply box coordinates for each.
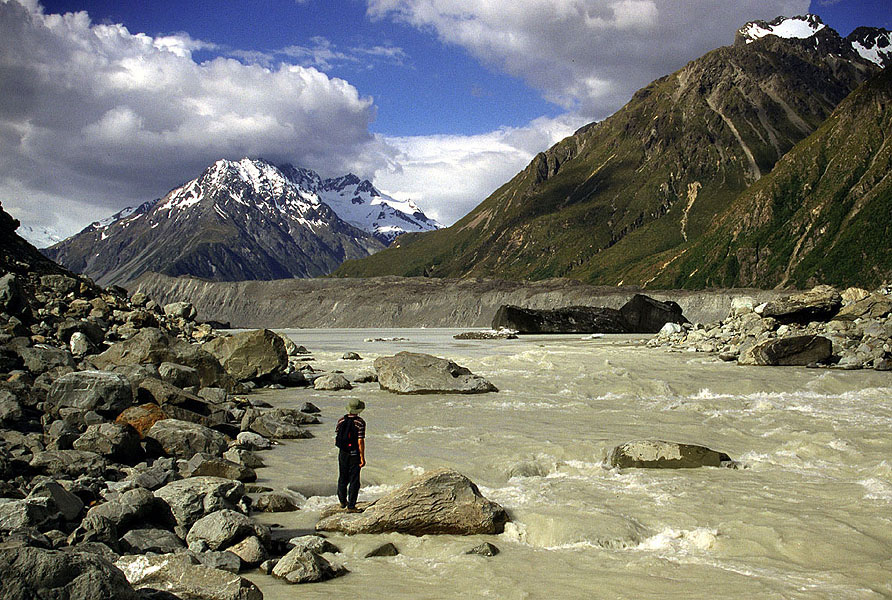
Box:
[374,352,497,394]
[608,440,735,469]
[315,468,509,535]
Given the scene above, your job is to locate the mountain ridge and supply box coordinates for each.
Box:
[334,15,886,288]
[44,158,439,286]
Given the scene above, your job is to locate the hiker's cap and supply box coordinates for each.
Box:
[347,398,365,414]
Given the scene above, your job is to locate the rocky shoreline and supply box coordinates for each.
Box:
[648,284,892,371]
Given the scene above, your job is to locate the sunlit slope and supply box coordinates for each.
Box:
[335,27,878,286]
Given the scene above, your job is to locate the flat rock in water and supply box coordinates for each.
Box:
[738,335,833,366]
[271,546,347,584]
[374,352,497,394]
[116,553,262,600]
[491,304,629,334]
[608,440,734,469]
[316,468,509,535]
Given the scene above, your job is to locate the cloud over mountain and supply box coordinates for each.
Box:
[368,0,811,118]
[0,0,393,234]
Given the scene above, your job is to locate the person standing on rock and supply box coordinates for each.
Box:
[335,398,366,511]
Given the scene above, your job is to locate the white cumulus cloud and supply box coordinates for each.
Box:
[0,0,392,236]
[367,0,811,118]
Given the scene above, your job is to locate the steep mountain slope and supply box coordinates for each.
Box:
[335,16,883,286]
[642,67,892,289]
[44,159,389,286]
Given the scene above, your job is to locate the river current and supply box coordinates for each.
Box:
[245,329,892,599]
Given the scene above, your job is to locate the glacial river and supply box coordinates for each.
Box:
[245,329,892,600]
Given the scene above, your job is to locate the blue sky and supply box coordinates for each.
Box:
[3,0,890,238]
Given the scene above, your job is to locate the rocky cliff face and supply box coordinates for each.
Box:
[131,272,785,328]
[334,16,883,289]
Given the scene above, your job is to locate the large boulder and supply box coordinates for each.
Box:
[833,293,892,321]
[203,329,287,381]
[27,479,84,521]
[115,553,262,600]
[145,418,228,458]
[756,285,842,323]
[17,345,76,375]
[738,335,833,366]
[154,477,246,534]
[72,487,157,547]
[244,408,317,439]
[184,453,257,482]
[46,370,134,418]
[316,468,508,535]
[158,361,200,388]
[0,272,28,316]
[92,328,234,390]
[185,509,268,552]
[120,528,185,554]
[0,546,141,600]
[271,546,346,584]
[72,422,143,463]
[115,403,167,437]
[608,440,734,469]
[619,294,689,333]
[136,377,227,427]
[30,449,108,479]
[492,304,629,334]
[0,497,58,531]
[374,352,497,394]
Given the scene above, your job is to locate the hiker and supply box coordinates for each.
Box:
[335,398,366,511]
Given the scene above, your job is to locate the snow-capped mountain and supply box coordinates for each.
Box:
[16,224,66,249]
[737,15,891,67]
[276,165,440,244]
[44,158,439,285]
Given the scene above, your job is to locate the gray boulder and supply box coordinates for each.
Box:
[184,453,257,482]
[608,440,734,469]
[253,492,298,513]
[0,391,23,425]
[72,487,157,546]
[0,272,27,315]
[756,285,842,323]
[186,509,267,552]
[27,479,84,521]
[30,449,107,479]
[163,301,197,320]
[288,535,340,555]
[313,373,352,391]
[245,408,316,440]
[234,431,271,450]
[146,418,228,458]
[0,546,141,600]
[0,497,58,531]
[158,361,200,389]
[227,535,267,566]
[738,335,833,366]
[223,448,265,469]
[47,370,134,417]
[193,550,242,573]
[92,328,234,390]
[316,468,508,535]
[136,377,226,428]
[491,304,629,334]
[120,528,185,554]
[17,345,76,375]
[271,546,346,584]
[72,423,143,463]
[374,352,497,394]
[154,477,246,533]
[115,553,262,600]
[203,329,287,381]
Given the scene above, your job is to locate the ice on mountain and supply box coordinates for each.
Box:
[740,15,825,44]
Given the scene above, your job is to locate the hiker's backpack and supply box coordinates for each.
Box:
[335,416,357,451]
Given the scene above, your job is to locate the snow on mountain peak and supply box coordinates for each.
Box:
[848,27,892,67]
[739,15,826,44]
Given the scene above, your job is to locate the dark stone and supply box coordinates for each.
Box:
[619,294,689,333]
[17,345,76,375]
[120,527,185,554]
[145,418,228,458]
[72,423,143,463]
[30,449,108,479]
[0,546,141,600]
[492,304,629,334]
[466,542,500,556]
[365,542,399,557]
[757,285,842,324]
[184,453,257,482]
[46,370,134,418]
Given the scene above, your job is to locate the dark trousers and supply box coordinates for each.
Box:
[337,450,361,508]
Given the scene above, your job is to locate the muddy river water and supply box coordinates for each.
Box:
[243,329,892,599]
